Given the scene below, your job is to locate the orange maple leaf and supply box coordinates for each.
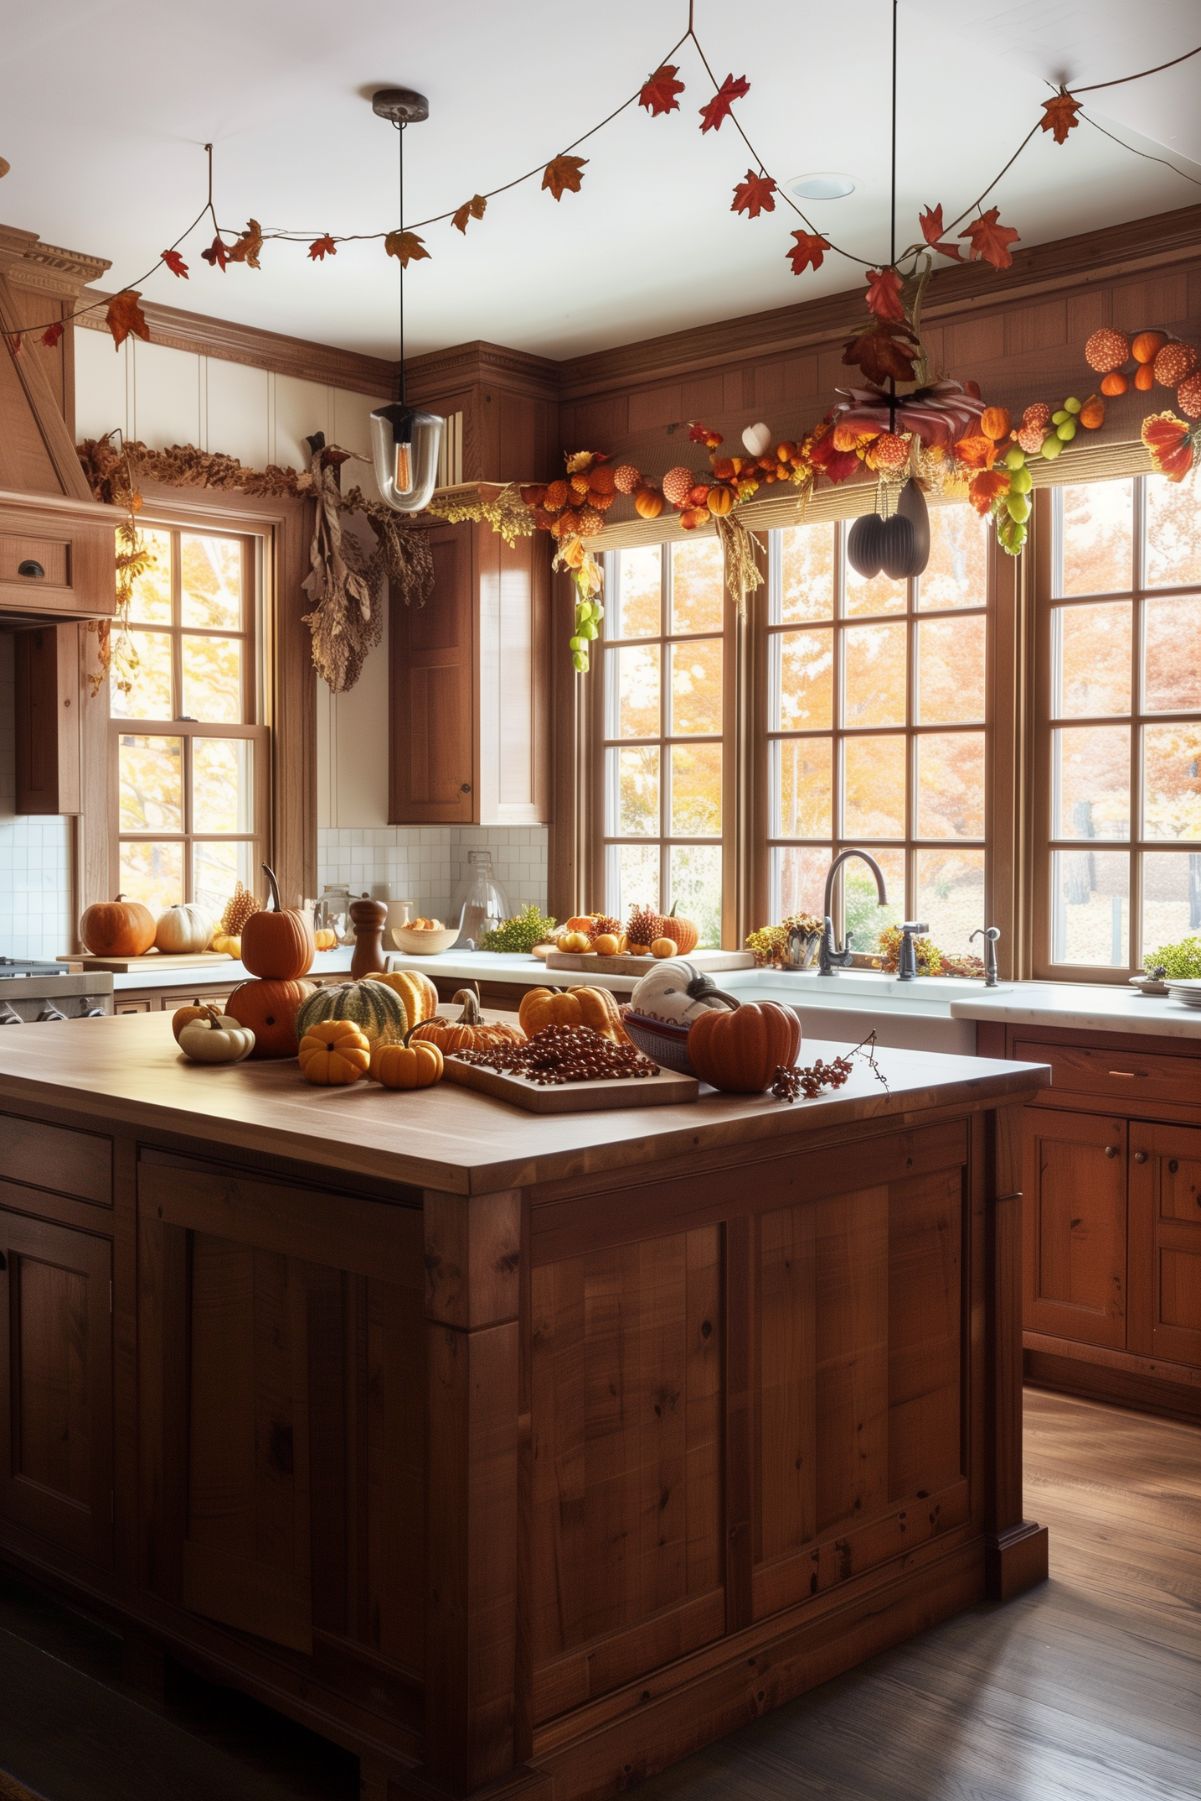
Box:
[786,230,831,275]
[865,266,905,322]
[968,468,1010,515]
[960,207,1020,270]
[699,73,749,133]
[39,322,64,349]
[954,433,998,470]
[640,64,685,116]
[731,169,776,218]
[451,194,487,234]
[842,321,919,385]
[1040,89,1082,145]
[200,234,229,271]
[161,249,189,278]
[918,204,961,261]
[226,218,264,269]
[385,230,430,267]
[106,290,150,350]
[308,235,337,261]
[542,154,587,201]
[1142,411,1195,483]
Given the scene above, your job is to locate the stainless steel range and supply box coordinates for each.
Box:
[0,957,114,1024]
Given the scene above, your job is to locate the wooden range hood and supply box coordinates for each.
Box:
[0,223,117,625]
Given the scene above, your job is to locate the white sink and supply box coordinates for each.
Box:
[714,967,985,1053]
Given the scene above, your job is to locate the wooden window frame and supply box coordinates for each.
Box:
[1031,472,1201,981]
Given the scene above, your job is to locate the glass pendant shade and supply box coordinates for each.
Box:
[370,402,444,513]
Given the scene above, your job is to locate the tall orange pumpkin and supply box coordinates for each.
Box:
[688,1000,802,1094]
[79,893,156,958]
[226,977,315,1058]
[240,866,316,980]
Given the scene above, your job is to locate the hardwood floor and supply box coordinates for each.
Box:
[1,1390,1198,1801]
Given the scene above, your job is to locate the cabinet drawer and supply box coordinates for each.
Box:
[0,509,114,620]
[0,532,69,586]
[1014,1038,1201,1110]
[0,1111,112,1207]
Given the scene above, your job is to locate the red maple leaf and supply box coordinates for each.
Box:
[786,230,831,275]
[308,234,337,261]
[968,468,1010,515]
[918,203,962,261]
[200,234,229,272]
[960,207,1020,270]
[542,154,587,201]
[39,322,64,349]
[450,195,487,234]
[639,63,684,116]
[106,290,150,350]
[731,169,776,218]
[865,266,905,322]
[1040,89,1082,145]
[842,321,919,386]
[699,73,749,133]
[161,249,189,278]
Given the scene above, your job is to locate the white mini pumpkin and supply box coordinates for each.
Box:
[629,960,738,1027]
[155,902,215,955]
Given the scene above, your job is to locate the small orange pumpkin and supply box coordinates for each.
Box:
[1078,395,1106,431]
[564,915,597,933]
[634,486,665,519]
[314,927,338,951]
[518,984,628,1044]
[1134,362,1155,392]
[980,406,1011,442]
[1099,371,1128,397]
[171,1001,210,1044]
[706,485,734,516]
[688,1000,802,1094]
[657,906,700,957]
[226,977,316,1059]
[409,987,525,1055]
[298,1019,371,1086]
[370,1039,444,1090]
[1131,329,1168,365]
[79,893,156,958]
[240,866,316,981]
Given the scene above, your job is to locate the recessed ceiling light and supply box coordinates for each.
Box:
[787,172,856,201]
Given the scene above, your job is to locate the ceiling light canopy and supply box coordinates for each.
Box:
[786,171,856,200]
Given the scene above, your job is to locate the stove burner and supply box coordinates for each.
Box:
[0,956,69,979]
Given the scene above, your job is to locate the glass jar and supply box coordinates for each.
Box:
[316,885,353,946]
[454,850,510,949]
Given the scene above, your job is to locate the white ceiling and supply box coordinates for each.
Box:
[5,0,1200,359]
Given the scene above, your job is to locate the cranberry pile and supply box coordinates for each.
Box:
[453,1023,659,1086]
[770,1054,854,1103]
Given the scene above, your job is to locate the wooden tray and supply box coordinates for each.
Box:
[544,948,754,977]
[443,1057,698,1113]
[57,951,238,974]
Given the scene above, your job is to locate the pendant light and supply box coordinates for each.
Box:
[845,3,931,583]
[370,88,444,513]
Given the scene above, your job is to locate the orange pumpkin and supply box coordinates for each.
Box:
[226,977,315,1058]
[1131,329,1168,365]
[1099,371,1129,397]
[980,406,1011,442]
[706,485,734,516]
[171,1001,210,1044]
[564,915,597,933]
[688,1000,802,1094]
[79,893,156,958]
[1134,362,1155,392]
[299,1019,371,1086]
[1079,396,1106,431]
[240,866,316,980]
[370,1039,444,1090]
[314,927,338,951]
[409,987,525,1055]
[634,486,665,520]
[518,984,628,1044]
[656,907,700,957]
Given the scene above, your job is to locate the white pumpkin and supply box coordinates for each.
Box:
[155,903,215,955]
[629,960,738,1027]
[741,421,773,457]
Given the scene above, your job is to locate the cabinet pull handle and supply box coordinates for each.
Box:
[1104,1145,1119,1158]
[1133,1151,1148,1164]
[1106,1069,1139,1079]
[1169,1159,1179,1175]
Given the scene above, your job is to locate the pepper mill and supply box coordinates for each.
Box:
[349,893,389,979]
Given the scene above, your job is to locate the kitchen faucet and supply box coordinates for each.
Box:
[969,925,1002,987]
[819,849,889,977]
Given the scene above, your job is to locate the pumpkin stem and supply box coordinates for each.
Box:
[202,1006,224,1027]
[452,986,484,1025]
[261,864,282,913]
[683,966,739,1010]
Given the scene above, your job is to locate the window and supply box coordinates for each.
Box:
[766,508,989,955]
[599,540,727,943]
[112,525,267,917]
[1035,473,1201,975]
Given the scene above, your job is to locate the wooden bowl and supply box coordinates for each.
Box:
[389,925,459,956]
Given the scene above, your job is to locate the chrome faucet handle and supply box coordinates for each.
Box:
[896,921,930,983]
[969,925,1002,986]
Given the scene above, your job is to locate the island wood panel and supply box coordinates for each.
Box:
[1129,1122,1201,1370]
[1022,1110,1128,1351]
[0,1208,112,1566]
[528,1228,724,1724]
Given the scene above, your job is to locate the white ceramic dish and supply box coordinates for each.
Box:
[389,926,459,956]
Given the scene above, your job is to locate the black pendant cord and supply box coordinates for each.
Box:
[888,0,898,436]
[395,119,407,406]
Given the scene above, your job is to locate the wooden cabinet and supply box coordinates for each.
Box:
[389,517,550,827]
[1129,1122,1201,1370]
[0,1205,112,1565]
[1023,1110,1127,1349]
[0,495,115,623]
[14,622,81,814]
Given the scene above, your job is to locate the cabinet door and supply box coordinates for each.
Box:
[1129,1123,1201,1368]
[15,623,81,815]
[389,522,476,824]
[0,1209,112,1563]
[1024,1111,1127,1348]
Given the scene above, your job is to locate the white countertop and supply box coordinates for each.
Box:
[112,948,647,994]
[948,980,1201,1039]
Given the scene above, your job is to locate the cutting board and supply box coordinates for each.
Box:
[544,948,754,977]
[443,1056,698,1113]
[57,951,238,974]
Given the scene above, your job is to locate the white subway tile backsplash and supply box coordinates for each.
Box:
[316,823,549,930]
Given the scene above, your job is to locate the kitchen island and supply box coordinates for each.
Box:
[0,1014,1049,1801]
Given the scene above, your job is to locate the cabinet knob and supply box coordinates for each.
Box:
[1133,1150,1148,1164]
[1104,1144,1119,1158]
[459,782,472,795]
[1169,1159,1179,1175]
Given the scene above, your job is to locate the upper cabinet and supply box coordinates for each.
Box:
[388,346,556,827]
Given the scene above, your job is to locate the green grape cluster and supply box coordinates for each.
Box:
[994,395,1084,556]
[569,594,604,674]
[479,904,559,954]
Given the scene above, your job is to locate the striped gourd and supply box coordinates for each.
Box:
[369,968,439,1031]
[295,980,410,1049]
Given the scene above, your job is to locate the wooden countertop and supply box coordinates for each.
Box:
[0,1013,1049,1195]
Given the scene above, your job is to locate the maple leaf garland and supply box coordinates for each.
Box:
[542,154,587,201]
[161,249,189,278]
[699,73,749,133]
[639,63,685,116]
[918,203,961,260]
[786,230,831,275]
[731,169,776,218]
[226,218,264,268]
[308,234,337,261]
[39,322,64,349]
[106,290,150,350]
[384,230,429,267]
[864,266,905,322]
[1040,88,1082,145]
[842,319,919,386]
[960,206,1020,269]
[451,194,487,234]
[200,234,229,272]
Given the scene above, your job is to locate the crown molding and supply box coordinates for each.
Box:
[0,224,110,299]
[404,338,561,403]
